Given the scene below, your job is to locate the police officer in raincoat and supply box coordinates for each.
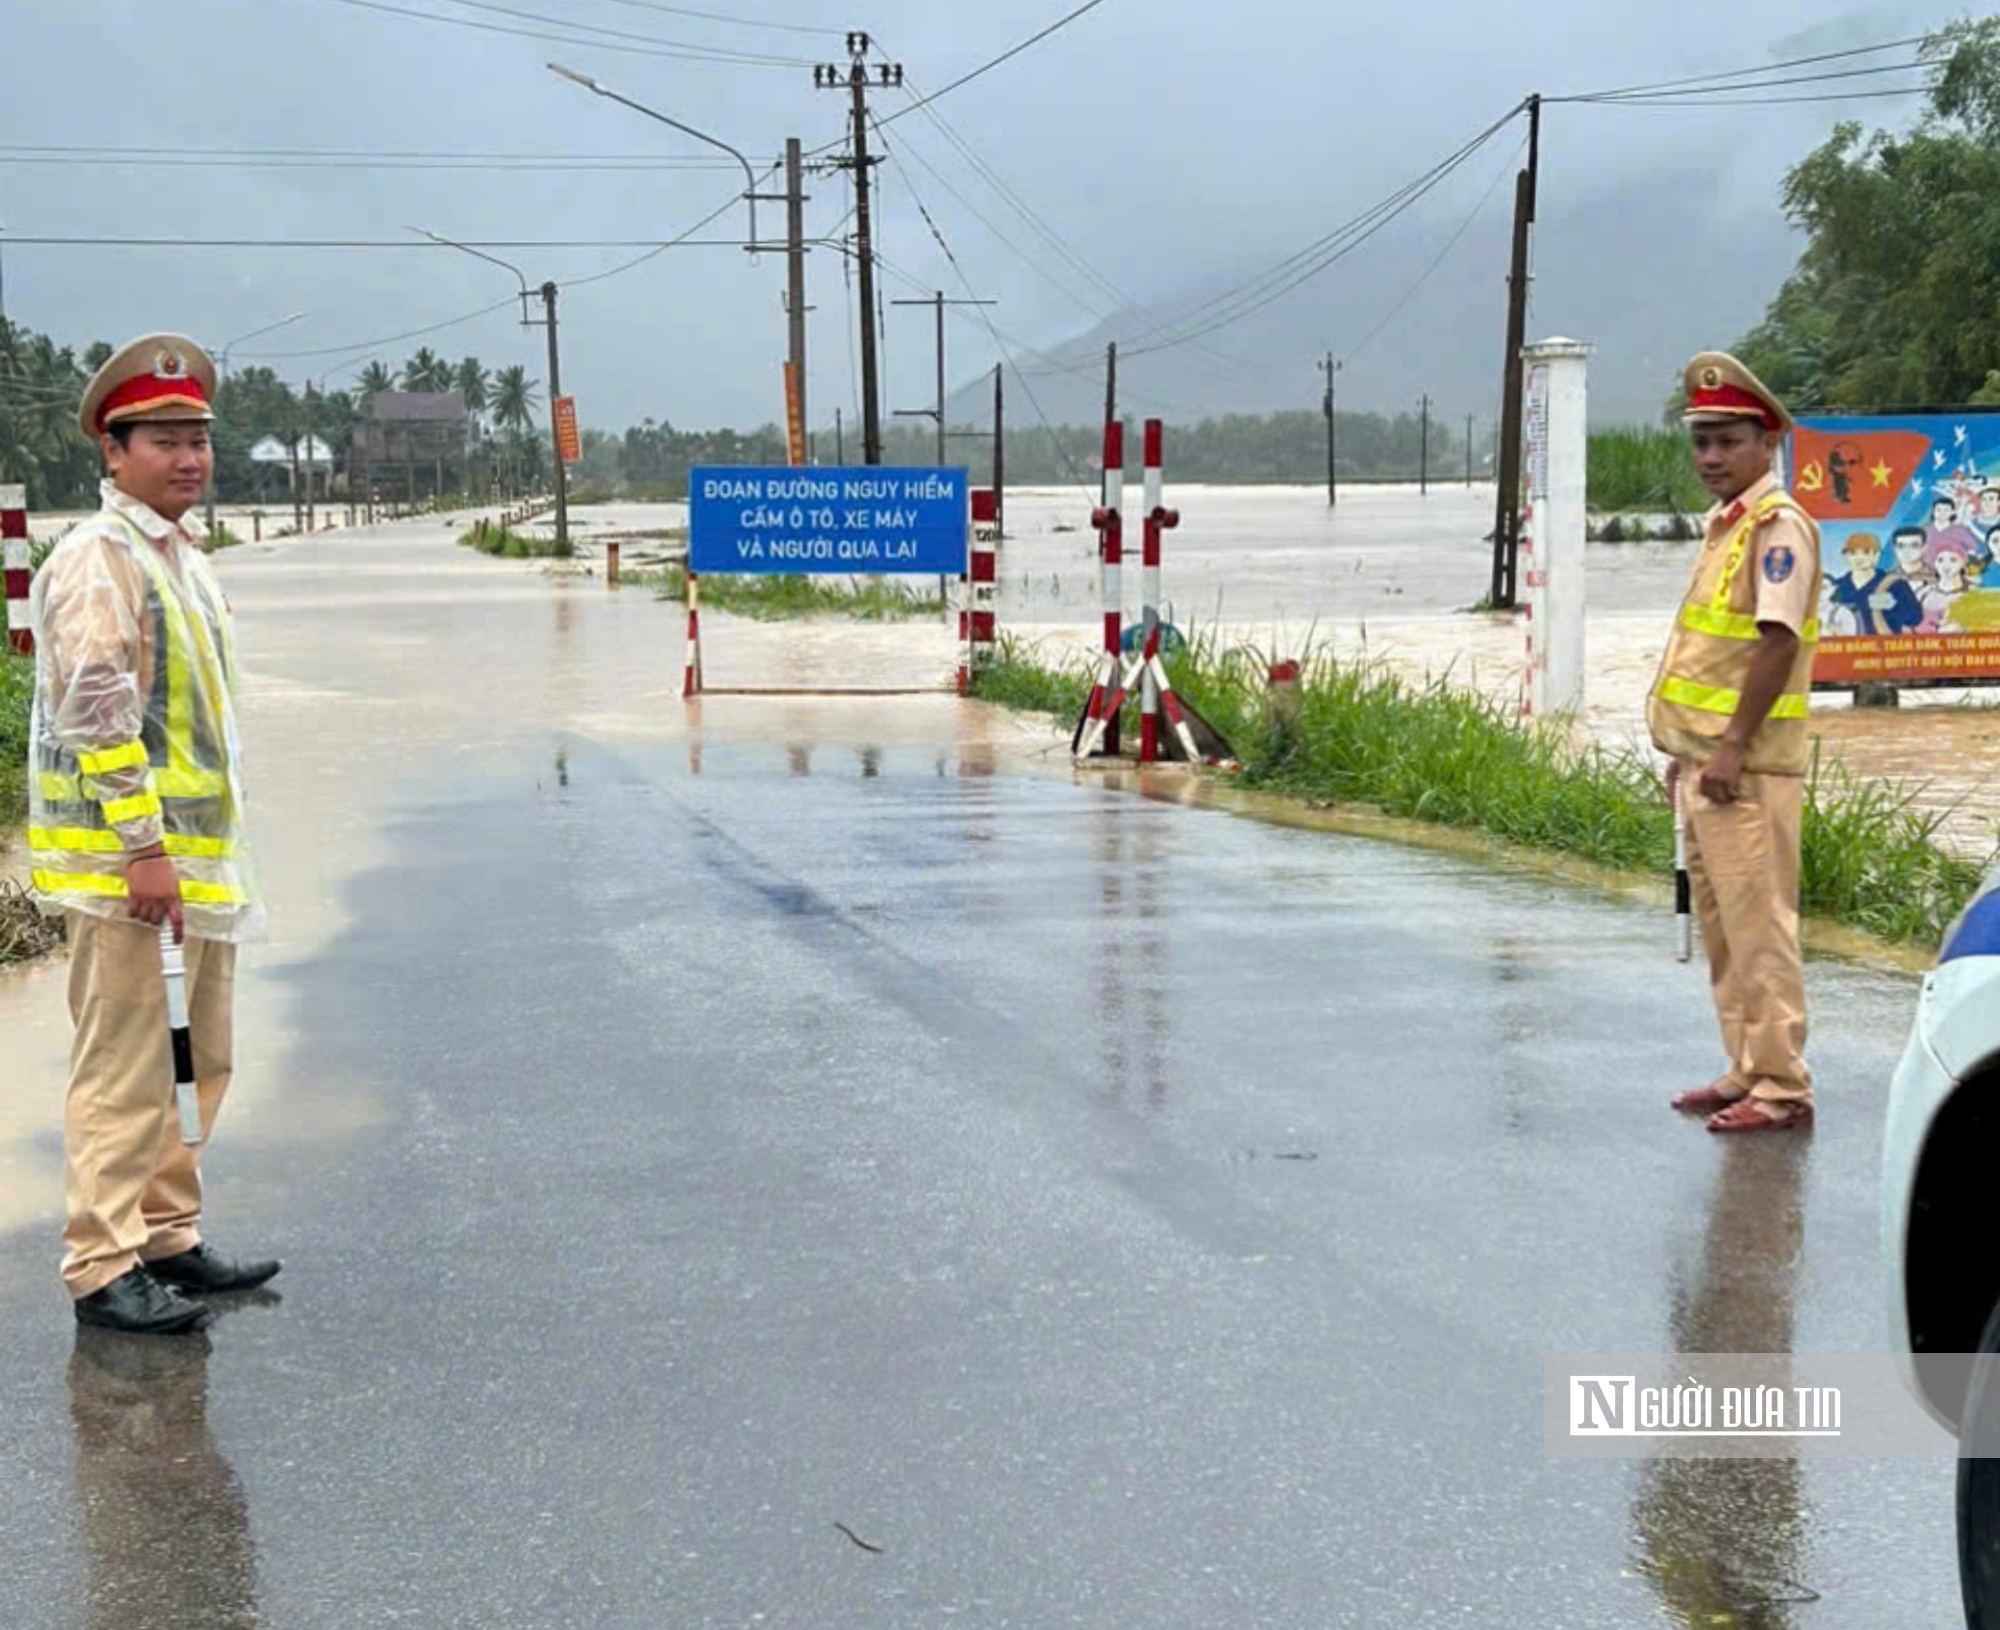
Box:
[29,333,279,1333]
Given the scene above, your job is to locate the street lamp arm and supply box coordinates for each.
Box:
[546,62,759,251]
[408,226,529,302]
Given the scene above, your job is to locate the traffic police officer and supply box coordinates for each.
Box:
[29,333,279,1332]
[1652,352,1821,1133]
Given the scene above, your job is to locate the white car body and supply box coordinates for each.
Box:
[1884,869,2000,1432]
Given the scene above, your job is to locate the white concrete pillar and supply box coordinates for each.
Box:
[1520,336,1591,719]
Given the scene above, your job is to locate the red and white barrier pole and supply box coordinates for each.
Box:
[1090,421,1126,755]
[1140,423,1180,762]
[2,485,29,657]
[682,571,703,699]
[961,487,999,696]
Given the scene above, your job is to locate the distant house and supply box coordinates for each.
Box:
[350,391,470,507]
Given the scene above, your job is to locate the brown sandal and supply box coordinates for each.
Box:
[1672,1077,1749,1114]
[1706,1098,1814,1134]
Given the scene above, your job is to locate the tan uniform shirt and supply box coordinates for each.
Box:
[1695,469,1818,639]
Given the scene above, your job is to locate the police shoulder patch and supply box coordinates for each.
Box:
[1763,544,1797,584]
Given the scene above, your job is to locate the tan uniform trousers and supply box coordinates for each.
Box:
[1680,766,1812,1105]
[62,912,236,1299]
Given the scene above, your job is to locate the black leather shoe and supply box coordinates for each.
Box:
[74,1266,212,1335]
[145,1243,282,1294]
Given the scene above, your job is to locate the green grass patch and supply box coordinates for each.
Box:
[0,649,32,837]
[458,522,572,560]
[1588,427,1710,514]
[653,567,946,622]
[973,634,1994,949]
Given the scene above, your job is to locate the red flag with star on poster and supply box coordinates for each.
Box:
[1790,426,1931,521]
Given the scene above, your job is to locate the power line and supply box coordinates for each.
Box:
[1342,132,1525,367]
[1566,85,1935,107]
[866,130,1098,494]
[238,297,522,361]
[0,145,736,163]
[312,0,814,65]
[1116,105,1525,360]
[3,237,769,248]
[1552,32,1931,101]
[417,0,811,57]
[0,150,738,171]
[876,0,1122,126]
[1557,61,1937,104]
[594,0,843,35]
[556,174,774,288]
[881,79,1262,388]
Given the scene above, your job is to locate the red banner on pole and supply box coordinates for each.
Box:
[553,396,582,465]
[783,363,805,467]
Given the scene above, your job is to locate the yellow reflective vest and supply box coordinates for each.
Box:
[28,509,260,938]
[1647,489,1821,775]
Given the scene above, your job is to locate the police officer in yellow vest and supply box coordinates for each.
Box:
[28,333,279,1333]
[1651,352,1822,1134]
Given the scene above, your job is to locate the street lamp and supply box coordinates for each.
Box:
[408,226,533,321]
[210,310,308,540]
[408,225,562,545]
[547,62,763,253]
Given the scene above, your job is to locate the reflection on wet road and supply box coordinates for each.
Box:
[0,514,1964,1626]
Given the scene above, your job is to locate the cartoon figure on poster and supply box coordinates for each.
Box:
[1791,412,2000,684]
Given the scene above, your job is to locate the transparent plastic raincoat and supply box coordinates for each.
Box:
[27,482,263,943]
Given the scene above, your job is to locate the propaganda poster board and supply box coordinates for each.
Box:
[1792,410,2000,687]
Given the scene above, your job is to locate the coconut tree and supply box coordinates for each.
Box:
[400,347,453,394]
[356,360,394,404]
[489,364,541,497]
[453,357,492,493]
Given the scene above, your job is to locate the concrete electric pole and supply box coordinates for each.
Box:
[817,35,901,466]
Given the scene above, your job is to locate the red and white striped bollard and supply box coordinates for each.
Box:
[2,485,29,657]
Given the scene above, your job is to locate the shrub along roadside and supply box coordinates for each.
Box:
[0,650,64,966]
[458,522,572,560]
[648,566,946,622]
[972,634,1994,949]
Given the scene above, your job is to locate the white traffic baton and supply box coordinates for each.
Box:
[158,924,203,1145]
[1672,780,1692,964]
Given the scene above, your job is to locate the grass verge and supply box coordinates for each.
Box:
[1588,427,1710,514]
[459,523,573,560]
[972,633,1994,949]
[1,648,30,837]
[651,567,946,622]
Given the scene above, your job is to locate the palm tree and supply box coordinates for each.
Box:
[400,347,453,394]
[453,357,490,421]
[489,364,541,498]
[452,357,493,494]
[356,360,394,404]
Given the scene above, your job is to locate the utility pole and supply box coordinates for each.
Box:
[1319,353,1340,508]
[895,288,995,598]
[1465,413,1474,487]
[817,36,900,465]
[1419,393,1431,495]
[1103,341,1117,431]
[305,381,317,533]
[892,290,996,463]
[992,362,1005,541]
[835,407,845,463]
[783,137,809,458]
[1490,93,1541,609]
[541,280,570,553]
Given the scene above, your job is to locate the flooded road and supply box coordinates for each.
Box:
[0,507,1965,1626]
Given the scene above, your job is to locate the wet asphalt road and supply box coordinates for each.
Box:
[0,516,1966,1628]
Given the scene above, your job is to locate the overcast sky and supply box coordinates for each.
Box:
[1,0,1956,434]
